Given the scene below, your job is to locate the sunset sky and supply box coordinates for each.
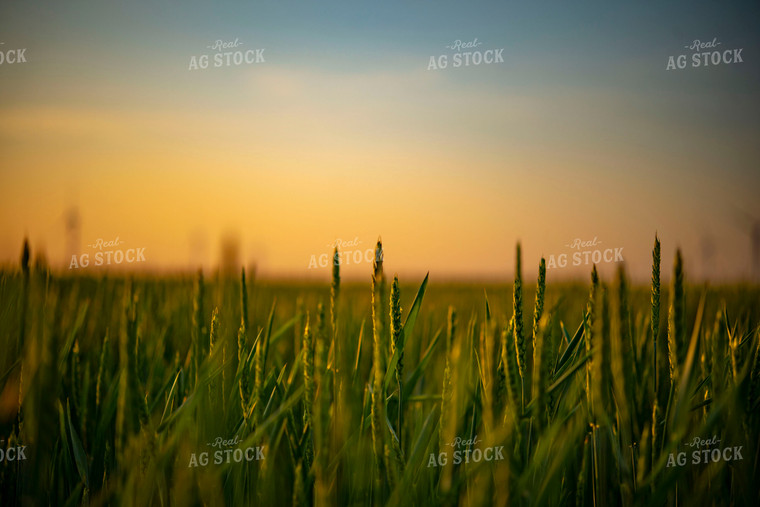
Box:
[1,0,759,281]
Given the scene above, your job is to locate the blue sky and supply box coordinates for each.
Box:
[1,0,759,280]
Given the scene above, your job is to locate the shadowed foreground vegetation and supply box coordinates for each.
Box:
[1,236,758,506]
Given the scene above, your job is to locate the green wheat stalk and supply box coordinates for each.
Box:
[302,313,315,473]
[513,242,525,410]
[612,266,634,493]
[238,267,249,365]
[127,286,149,430]
[96,329,109,410]
[531,312,554,431]
[117,281,148,460]
[208,306,220,402]
[585,265,600,415]
[667,249,684,385]
[315,300,330,452]
[372,238,387,373]
[532,257,546,381]
[591,283,612,503]
[594,284,612,420]
[71,338,81,422]
[370,237,389,500]
[615,265,635,422]
[371,302,387,501]
[331,246,340,339]
[708,309,725,405]
[238,322,250,417]
[15,239,30,423]
[236,268,252,417]
[494,312,508,421]
[253,302,277,424]
[651,235,661,396]
[651,397,662,476]
[441,306,456,451]
[314,302,331,504]
[209,307,219,354]
[501,317,519,420]
[192,269,205,388]
[390,274,404,453]
[241,267,249,342]
[18,237,30,353]
[330,247,341,427]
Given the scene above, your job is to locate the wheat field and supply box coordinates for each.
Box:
[0,236,758,506]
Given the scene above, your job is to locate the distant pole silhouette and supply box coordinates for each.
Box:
[220,233,241,278]
[65,206,80,267]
